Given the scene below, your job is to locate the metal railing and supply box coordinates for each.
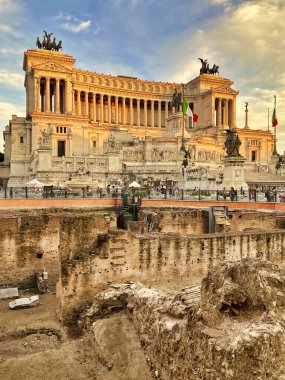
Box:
[0,186,284,204]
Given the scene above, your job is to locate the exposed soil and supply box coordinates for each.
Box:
[0,271,204,380]
[0,291,148,380]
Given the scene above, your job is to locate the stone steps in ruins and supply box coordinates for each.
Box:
[179,286,201,306]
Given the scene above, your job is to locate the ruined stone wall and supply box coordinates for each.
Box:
[139,208,281,234]
[0,212,60,288]
[0,209,116,290]
[59,224,285,321]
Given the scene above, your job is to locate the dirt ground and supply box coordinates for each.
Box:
[0,291,128,380]
[0,274,204,380]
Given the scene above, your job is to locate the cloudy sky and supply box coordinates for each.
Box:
[0,0,284,151]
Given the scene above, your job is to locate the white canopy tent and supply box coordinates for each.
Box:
[128,181,141,188]
[25,179,45,187]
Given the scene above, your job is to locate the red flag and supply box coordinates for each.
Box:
[272,107,278,127]
[193,114,198,123]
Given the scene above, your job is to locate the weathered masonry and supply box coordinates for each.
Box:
[0,207,284,321]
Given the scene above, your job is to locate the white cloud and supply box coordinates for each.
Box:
[211,0,230,5]
[0,101,24,121]
[62,20,91,33]
[56,13,92,33]
[0,100,25,150]
[0,23,20,36]
[0,70,23,89]
[0,0,22,15]
[141,0,285,150]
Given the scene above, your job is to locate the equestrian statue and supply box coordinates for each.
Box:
[171,88,182,112]
[36,31,63,51]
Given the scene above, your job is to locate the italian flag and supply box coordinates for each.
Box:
[182,98,198,122]
[272,107,278,127]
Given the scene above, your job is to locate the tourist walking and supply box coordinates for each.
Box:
[229,187,236,202]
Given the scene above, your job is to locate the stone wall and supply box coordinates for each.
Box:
[0,212,60,288]
[58,223,285,321]
[0,206,284,323]
[139,208,281,234]
[0,209,115,290]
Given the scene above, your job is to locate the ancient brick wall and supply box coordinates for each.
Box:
[139,208,280,234]
[0,212,60,288]
[58,224,285,321]
[0,209,115,290]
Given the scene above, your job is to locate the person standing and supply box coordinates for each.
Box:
[42,268,49,293]
[229,187,236,202]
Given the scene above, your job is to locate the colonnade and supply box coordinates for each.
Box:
[32,78,236,130]
[33,77,72,114]
[215,98,235,129]
[73,90,172,128]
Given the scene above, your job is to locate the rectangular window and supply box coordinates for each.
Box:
[251,150,256,162]
[93,141,96,148]
[20,136,24,144]
[57,140,65,157]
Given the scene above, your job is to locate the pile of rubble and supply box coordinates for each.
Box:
[79,259,285,380]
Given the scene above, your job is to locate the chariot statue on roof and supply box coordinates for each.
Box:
[198,58,219,75]
[36,31,63,51]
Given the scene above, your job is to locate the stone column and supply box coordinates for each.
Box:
[217,98,222,127]
[26,126,31,156]
[44,77,50,112]
[115,96,119,124]
[151,100,154,127]
[65,79,72,114]
[130,98,134,126]
[122,97,126,124]
[55,78,60,113]
[33,77,37,112]
[144,99,147,127]
[232,98,236,129]
[77,90,81,116]
[92,93,97,121]
[158,100,161,127]
[37,78,41,112]
[245,138,249,161]
[26,86,28,115]
[137,99,140,127]
[72,86,75,114]
[225,99,229,128]
[222,100,225,128]
[165,101,169,120]
[108,95,111,123]
[85,91,89,117]
[100,94,104,122]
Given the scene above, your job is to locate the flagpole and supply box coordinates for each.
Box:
[273,95,277,155]
[181,84,185,152]
[267,107,269,131]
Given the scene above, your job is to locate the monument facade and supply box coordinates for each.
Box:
[0,36,275,188]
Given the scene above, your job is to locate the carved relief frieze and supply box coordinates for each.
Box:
[215,85,239,95]
[33,62,71,73]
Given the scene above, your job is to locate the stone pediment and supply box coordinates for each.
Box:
[214,85,239,95]
[33,62,71,73]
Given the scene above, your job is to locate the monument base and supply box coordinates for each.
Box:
[222,156,247,190]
